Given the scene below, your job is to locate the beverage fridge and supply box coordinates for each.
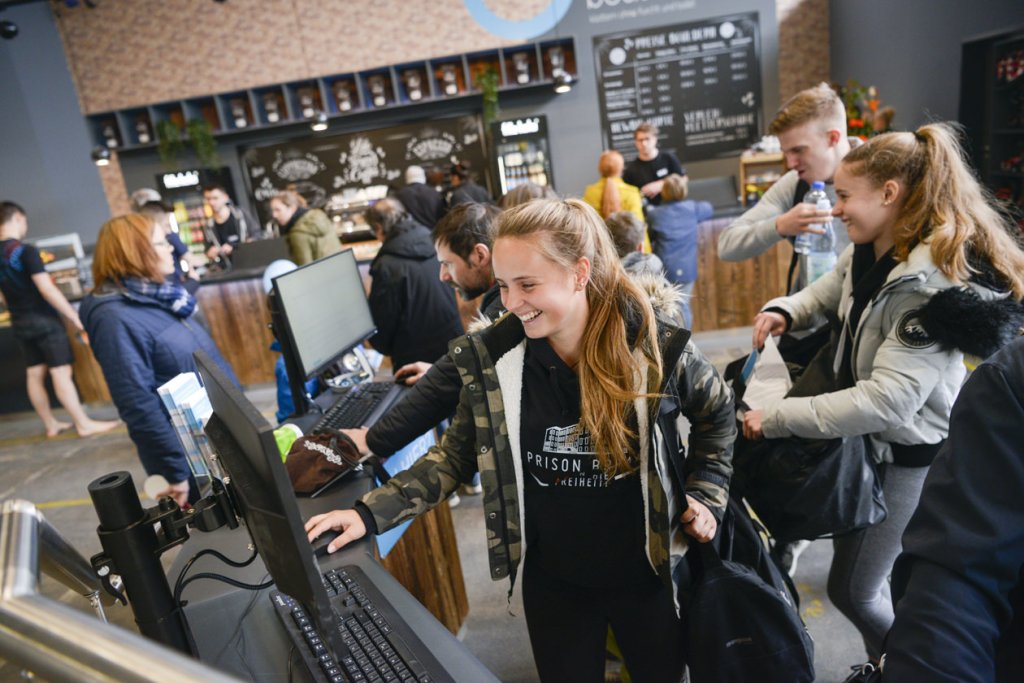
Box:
[156,167,234,268]
[490,116,554,195]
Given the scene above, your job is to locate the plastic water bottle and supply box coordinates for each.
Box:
[793,181,831,254]
[798,182,837,283]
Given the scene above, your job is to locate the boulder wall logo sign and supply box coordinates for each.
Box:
[895,311,935,349]
[463,0,572,40]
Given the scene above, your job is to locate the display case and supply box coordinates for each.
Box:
[490,116,554,195]
[961,25,1024,230]
[31,234,87,300]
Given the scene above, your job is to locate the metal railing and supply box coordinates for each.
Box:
[0,499,240,682]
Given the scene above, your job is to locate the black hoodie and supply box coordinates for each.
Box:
[367,219,463,368]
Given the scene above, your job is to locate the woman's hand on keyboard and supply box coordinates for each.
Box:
[305,510,367,554]
[341,427,369,455]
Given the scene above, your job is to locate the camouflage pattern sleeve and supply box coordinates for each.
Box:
[675,339,736,517]
[359,385,479,533]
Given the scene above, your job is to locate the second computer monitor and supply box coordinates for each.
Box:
[272,249,375,381]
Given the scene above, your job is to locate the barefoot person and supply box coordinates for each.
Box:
[0,201,118,438]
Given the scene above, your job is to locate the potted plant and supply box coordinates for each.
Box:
[155,119,184,169]
[186,118,220,169]
[475,67,501,129]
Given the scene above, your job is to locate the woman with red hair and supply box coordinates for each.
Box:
[81,213,237,507]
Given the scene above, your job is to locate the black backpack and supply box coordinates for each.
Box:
[679,497,815,683]
[656,327,814,683]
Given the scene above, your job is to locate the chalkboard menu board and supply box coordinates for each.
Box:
[593,13,762,163]
[241,115,486,227]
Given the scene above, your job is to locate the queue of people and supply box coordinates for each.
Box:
[7,79,1024,682]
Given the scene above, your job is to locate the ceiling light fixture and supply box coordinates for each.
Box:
[91,146,111,166]
[553,71,574,94]
[310,111,329,132]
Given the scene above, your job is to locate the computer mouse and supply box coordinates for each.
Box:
[311,530,341,558]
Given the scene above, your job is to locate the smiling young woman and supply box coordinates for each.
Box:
[306,198,736,682]
[745,122,1024,665]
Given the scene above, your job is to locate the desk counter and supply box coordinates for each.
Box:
[173,471,487,681]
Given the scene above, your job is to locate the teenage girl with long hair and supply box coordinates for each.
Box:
[307,199,735,681]
[743,123,1024,664]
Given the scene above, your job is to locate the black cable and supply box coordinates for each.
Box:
[287,643,298,683]
[170,547,263,656]
[178,571,275,597]
[173,547,259,609]
[213,572,269,666]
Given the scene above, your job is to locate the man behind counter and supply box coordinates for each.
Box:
[623,122,686,207]
[202,184,256,264]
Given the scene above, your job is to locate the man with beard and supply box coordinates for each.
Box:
[344,202,502,466]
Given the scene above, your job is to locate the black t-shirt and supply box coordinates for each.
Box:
[623,151,685,206]
[0,240,57,322]
[520,337,655,588]
[212,212,242,246]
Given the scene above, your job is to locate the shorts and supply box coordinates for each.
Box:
[12,314,74,368]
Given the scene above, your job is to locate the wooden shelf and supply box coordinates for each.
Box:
[86,39,576,152]
[739,152,786,206]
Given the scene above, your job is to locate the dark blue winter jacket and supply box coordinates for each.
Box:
[80,285,238,483]
[886,336,1024,683]
[646,199,713,285]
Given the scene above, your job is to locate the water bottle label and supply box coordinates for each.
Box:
[806,252,837,284]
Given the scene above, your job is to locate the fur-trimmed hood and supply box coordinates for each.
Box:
[918,288,1023,360]
[916,252,1024,360]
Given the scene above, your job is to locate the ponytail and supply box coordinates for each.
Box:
[597,150,626,219]
[842,123,1024,298]
[601,177,622,219]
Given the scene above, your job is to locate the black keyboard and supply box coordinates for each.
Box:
[271,565,446,683]
[313,382,400,432]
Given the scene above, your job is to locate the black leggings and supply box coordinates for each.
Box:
[522,552,686,683]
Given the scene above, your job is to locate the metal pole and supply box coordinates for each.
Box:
[0,499,240,682]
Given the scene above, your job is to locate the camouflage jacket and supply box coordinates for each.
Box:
[361,312,735,605]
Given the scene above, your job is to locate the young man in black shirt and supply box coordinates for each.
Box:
[202,184,254,264]
[0,202,118,437]
[622,121,686,207]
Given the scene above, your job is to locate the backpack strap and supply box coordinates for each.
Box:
[785,179,811,293]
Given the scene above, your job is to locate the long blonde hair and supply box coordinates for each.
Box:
[842,123,1024,298]
[496,199,662,474]
[597,150,624,219]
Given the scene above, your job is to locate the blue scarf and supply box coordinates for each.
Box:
[121,276,197,318]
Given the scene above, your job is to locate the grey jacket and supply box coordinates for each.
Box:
[759,241,999,462]
[718,170,852,292]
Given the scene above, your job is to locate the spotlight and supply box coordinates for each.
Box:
[310,111,328,132]
[553,71,574,94]
[1,21,18,40]
[91,146,111,166]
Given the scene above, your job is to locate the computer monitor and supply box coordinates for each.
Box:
[229,237,290,271]
[193,349,347,657]
[271,249,376,381]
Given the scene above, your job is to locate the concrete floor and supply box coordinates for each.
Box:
[0,328,870,682]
